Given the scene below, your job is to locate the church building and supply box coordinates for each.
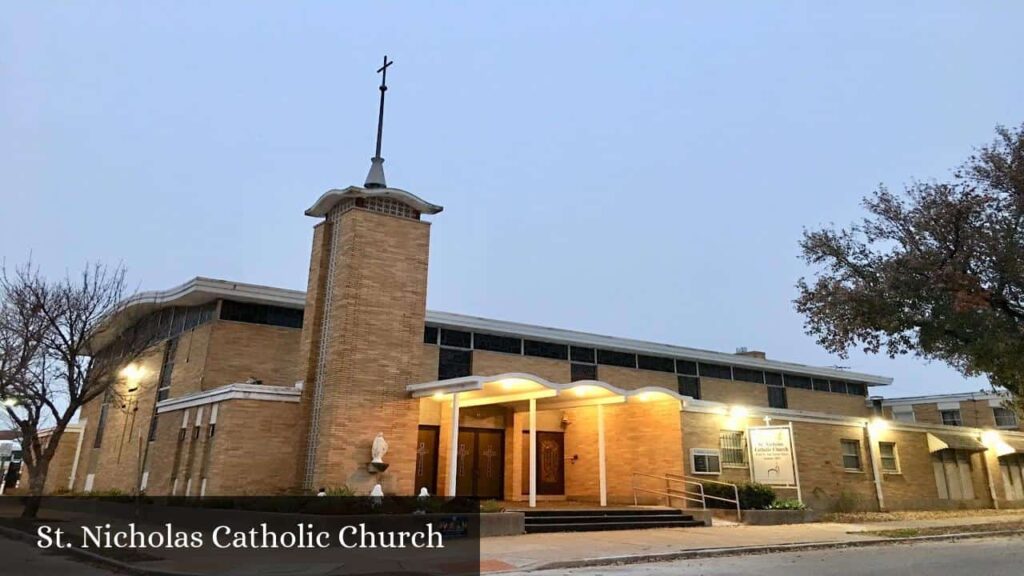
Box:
[41,63,1024,514]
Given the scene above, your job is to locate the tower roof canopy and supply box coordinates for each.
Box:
[304,185,443,218]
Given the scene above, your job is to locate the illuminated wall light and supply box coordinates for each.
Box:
[730,406,749,419]
[432,391,446,401]
[573,385,594,397]
[868,418,889,434]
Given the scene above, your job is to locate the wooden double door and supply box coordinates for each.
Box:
[414,426,505,499]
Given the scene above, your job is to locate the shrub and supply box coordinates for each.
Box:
[767,499,806,510]
[326,485,356,497]
[479,500,505,513]
[701,482,777,510]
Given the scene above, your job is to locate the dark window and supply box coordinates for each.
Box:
[846,382,866,396]
[638,354,675,373]
[785,374,813,389]
[93,402,109,448]
[676,360,698,375]
[438,348,472,380]
[571,363,598,382]
[597,349,636,368]
[764,372,783,387]
[698,363,732,380]
[678,375,701,399]
[220,300,303,328]
[733,367,764,384]
[148,415,159,442]
[178,428,186,442]
[473,332,522,354]
[193,426,201,440]
[423,326,439,344]
[524,340,568,360]
[811,378,830,391]
[570,346,596,363]
[208,424,216,438]
[830,380,849,394]
[156,337,178,402]
[768,386,788,409]
[439,329,471,349]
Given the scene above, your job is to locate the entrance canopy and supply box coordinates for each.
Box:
[406,372,684,410]
[927,432,987,453]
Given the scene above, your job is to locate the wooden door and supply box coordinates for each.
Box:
[414,426,439,496]
[454,428,505,498]
[521,431,565,495]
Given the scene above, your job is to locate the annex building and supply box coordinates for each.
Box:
[38,71,1024,514]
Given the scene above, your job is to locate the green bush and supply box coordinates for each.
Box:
[767,498,806,510]
[701,482,776,510]
[479,499,505,513]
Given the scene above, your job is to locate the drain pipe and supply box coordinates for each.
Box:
[865,420,886,512]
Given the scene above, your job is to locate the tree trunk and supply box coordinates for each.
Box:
[20,455,51,518]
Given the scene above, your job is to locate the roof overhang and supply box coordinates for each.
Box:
[86,277,306,354]
[407,372,684,411]
[305,186,443,218]
[155,382,301,414]
[927,431,987,453]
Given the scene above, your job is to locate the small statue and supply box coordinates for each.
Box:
[370,483,384,508]
[371,432,389,464]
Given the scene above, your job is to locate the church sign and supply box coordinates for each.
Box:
[748,425,797,486]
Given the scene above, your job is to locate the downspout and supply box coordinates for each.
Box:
[864,421,885,512]
[68,420,86,491]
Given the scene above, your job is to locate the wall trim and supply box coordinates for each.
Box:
[155,383,300,414]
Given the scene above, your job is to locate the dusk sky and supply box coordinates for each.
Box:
[3,2,1022,397]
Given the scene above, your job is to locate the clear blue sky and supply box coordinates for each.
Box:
[3,2,1022,396]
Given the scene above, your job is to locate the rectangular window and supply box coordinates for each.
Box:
[719,431,747,467]
[637,354,675,373]
[879,442,899,473]
[523,339,568,360]
[764,371,783,387]
[93,402,109,448]
[570,363,597,382]
[732,367,764,384]
[892,408,916,423]
[841,439,862,471]
[156,337,178,402]
[993,407,1019,429]
[148,415,159,442]
[698,363,732,380]
[208,424,216,438]
[690,449,722,475]
[768,386,787,409]
[785,374,813,389]
[219,300,303,328]
[597,349,636,368]
[830,380,849,394]
[846,382,866,396]
[811,377,830,391]
[678,375,700,399]
[570,346,596,364]
[438,348,472,380]
[941,409,963,426]
[423,326,439,344]
[439,329,471,349]
[473,332,522,354]
[676,360,698,376]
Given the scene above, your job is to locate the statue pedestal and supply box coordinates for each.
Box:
[366,461,390,474]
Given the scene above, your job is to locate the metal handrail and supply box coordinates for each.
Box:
[631,471,742,522]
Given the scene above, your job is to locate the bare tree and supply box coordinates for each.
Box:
[1,262,156,518]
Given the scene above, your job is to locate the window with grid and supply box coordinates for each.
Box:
[678,375,700,399]
[768,386,788,409]
[719,431,747,467]
[841,439,862,470]
[940,409,963,426]
[156,337,178,401]
[879,442,899,473]
[993,407,1019,428]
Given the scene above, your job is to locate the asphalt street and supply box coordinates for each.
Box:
[519,536,1024,576]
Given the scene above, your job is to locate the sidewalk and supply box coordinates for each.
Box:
[480,512,1024,572]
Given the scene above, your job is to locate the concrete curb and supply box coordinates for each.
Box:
[0,524,202,576]
[525,529,1024,572]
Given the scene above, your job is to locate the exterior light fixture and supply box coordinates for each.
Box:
[868,418,889,434]
[730,406,749,419]
[432,391,445,401]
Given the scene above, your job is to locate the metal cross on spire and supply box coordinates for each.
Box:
[364,55,393,189]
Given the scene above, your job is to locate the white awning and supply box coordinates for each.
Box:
[927,432,986,453]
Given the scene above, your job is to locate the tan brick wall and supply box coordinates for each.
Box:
[302,207,430,495]
[203,399,301,495]
[959,400,997,428]
[700,377,768,407]
[595,365,678,391]
[786,387,872,417]
[202,321,301,389]
[470,350,570,383]
[912,403,942,425]
[167,323,213,397]
[40,430,82,494]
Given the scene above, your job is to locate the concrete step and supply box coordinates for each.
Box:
[526,513,694,525]
[525,519,706,533]
[522,508,684,518]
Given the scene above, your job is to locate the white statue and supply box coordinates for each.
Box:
[418,487,430,498]
[371,432,389,464]
[370,483,384,507]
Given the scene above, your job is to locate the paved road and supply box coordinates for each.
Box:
[1,535,121,576]
[521,536,1024,576]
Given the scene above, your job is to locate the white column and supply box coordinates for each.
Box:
[529,397,537,508]
[597,403,607,507]
[447,393,460,497]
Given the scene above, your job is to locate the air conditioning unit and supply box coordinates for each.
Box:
[690,448,722,475]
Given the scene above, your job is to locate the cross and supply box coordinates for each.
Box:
[373,55,393,160]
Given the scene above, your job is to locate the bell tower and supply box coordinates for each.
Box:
[296,57,443,493]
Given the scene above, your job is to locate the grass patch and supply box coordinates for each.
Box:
[858,521,1024,539]
[824,509,1024,524]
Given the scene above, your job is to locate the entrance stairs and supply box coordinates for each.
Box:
[522,507,704,533]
